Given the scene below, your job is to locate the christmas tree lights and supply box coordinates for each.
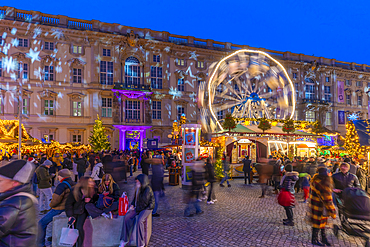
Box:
[88,115,111,151]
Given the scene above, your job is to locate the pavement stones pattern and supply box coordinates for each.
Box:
[40,171,367,247]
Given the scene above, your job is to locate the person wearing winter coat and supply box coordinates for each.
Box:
[151,162,165,217]
[219,154,231,187]
[75,154,87,179]
[332,162,360,197]
[205,157,217,204]
[184,161,205,217]
[0,160,37,247]
[35,160,55,213]
[309,167,336,246]
[119,174,155,247]
[37,169,75,247]
[279,164,299,226]
[91,158,104,185]
[141,152,150,176]
[65,177,95,247]
[85,174,120,219]
[242,156,252,185]
[61,153,73,170]
[356,164,367,191]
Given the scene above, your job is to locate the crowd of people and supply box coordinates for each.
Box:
[0,148,368,247]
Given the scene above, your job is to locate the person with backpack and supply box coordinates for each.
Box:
[37,169,75,247]
[91,157,104,186]
[61,153,73,170]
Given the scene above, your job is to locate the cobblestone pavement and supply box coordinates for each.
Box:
[40,170,368,247]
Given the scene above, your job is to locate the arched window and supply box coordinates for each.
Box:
[125,56,140,87]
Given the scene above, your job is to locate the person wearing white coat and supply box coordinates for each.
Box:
[91,160,104,186]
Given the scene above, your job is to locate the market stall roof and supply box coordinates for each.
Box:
[216,124,316,136]
[352,120,370,146]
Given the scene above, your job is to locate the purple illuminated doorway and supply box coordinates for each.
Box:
[113,125,152,151]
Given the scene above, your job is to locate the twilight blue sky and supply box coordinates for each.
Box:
[7,0,370,64]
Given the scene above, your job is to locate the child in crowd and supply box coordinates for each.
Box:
[299,173,311,203]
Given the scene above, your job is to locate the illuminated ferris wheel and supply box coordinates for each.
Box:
[198,49,296,132]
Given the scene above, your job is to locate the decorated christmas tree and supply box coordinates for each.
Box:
[222,113,236,132]
[258,117,271,133]
[88,115,111,151]
[214,148,225,178]
[312,120,325,134]
[282,118,295,134]
[344,121,363,156]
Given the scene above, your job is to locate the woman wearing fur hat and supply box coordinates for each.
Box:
[0,160,38,246]
[279,164,299,226]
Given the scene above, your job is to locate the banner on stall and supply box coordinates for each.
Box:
[337,81,344,103]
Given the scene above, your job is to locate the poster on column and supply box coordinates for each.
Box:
[337,81,344,103]
[184,148,195,163]
[338,111,345,124]
[184,129,196,146]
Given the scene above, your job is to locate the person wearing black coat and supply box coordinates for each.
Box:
[205,158,217,204]
[65,177,95,247]
[242,156,252,185]
[0,160,38,247]
[75,155,87,179]
[151,163,165,217]
[141,152,149,176]
[280,164,299,226]
[119,174,155,247]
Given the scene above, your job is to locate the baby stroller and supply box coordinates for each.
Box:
[333,187,370,247]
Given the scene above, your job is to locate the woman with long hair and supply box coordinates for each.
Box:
[91,157,104,186]
[309,166,336,246]
[85,174,120,219]
[65,177,95,247]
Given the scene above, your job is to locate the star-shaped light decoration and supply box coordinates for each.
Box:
[51,29,64,40]
[348,113,359,121]
[26,48,41,63]
[189,51,199,60]
[3,56,17,73]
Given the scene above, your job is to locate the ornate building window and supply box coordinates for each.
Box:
[125,56,140,86]
[39,127,57,143]
[102,98,112,117]
[125,100,140,121]
[153,55,160,63]
[68,128,85,143]
[292,73,297,79]
[325,112,332,126]
[305,111,315,122]
[44,41,54,51]
[73,134,82,142]
[151,66,162,89]
[44,65,54,81]
[100,61,113,85]
[178,78,185,91]
[44,100,54,115]
[324,86,331,102]
[217,110,224,120]
[177,105,185,120]
[18,62,28,79]
[325,77,330,82]
[18,38,28,47]
[346,94,351,105]
[358,95,363,106]
[356,81,363,87]
[197,61,205,69]
[73,68,82,83]
[68,93,85,117]
[176,58,185,66]
[103,48,111,57]
[152,101,161,120]
[16,89,32,116]
[305,85,315,100]
[345,80,351,86]
[73,45,82,54]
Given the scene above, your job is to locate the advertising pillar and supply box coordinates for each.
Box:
[181,124,201,186]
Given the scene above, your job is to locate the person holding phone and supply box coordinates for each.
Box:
[65,177,95,247]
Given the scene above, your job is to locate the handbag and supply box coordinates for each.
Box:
[59,225,79,246]
[96,194,114,209]
[119,192,129,216]
[277,188,296,207]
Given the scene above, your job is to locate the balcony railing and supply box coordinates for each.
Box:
[114,82,151,91]
[302,98,331,105]
[125,118,141,123]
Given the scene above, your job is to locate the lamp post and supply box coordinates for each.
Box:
[18,85,22,158]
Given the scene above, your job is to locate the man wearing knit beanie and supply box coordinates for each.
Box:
[37,169,76,247]
[35,159,55,214]
[0,160,38,246]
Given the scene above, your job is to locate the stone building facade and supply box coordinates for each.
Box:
[0,6,368,149]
